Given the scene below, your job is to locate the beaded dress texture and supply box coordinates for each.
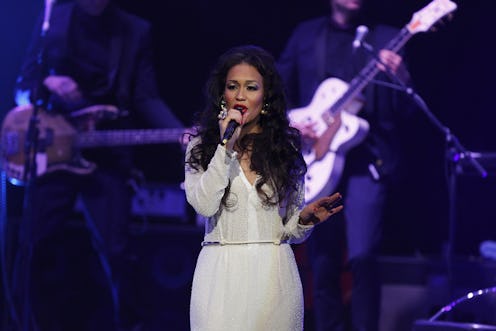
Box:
[185,138,314,331]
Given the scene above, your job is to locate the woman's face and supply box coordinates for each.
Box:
[223,62,265,132]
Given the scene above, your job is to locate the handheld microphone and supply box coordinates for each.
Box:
[220,106,243,146]
[352,25,369,50]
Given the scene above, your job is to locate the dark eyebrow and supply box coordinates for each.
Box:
[226,79,260,85]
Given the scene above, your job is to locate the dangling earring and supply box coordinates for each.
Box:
[261,103,269,115]
[218,97,228,120]
[220,97,227,112]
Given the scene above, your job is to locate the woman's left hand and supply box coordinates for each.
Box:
[299,192,343,225]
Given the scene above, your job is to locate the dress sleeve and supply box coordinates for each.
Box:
[184,139,238,217]
[282,178,314,244]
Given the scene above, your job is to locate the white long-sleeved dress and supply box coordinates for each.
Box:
[185,138,314,331]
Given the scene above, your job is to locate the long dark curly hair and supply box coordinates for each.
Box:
[186,45,306,208]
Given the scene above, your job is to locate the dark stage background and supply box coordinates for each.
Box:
[1,0,496,330]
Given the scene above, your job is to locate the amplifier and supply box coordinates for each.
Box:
[131,182,188,221]
[74,182,189,223]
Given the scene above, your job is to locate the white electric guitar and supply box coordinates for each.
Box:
[288,0,458,202]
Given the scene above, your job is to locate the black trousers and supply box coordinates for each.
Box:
[12,169,132,331]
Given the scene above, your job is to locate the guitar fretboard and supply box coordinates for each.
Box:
[330,27,412,115]
[76,128,185,147]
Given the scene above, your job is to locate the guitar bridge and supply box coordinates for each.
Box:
[322,112,335,126]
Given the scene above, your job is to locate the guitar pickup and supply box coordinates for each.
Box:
[39,128,55,151]
[2,131,20,156]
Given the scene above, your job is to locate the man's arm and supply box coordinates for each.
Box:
[132,25,184,129]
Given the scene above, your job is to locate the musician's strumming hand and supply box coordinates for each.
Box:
[43,75,83,105]
[377,50,411,83]
[298,192,343,225]
[291,120,318,145]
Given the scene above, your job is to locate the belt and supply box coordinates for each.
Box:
[201,239,289,246]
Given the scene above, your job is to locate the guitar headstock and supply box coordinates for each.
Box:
[406,0,458,34]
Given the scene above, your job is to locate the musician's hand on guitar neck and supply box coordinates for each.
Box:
[291,120,319,149]
[377,50,411,83]
[291,121,318,139]
[44,75,83,105]
[298,192,343,226]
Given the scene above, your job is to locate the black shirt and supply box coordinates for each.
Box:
[68,5,115,105]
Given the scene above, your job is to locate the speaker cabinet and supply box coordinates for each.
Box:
[454,156,496,257]
[380,256,496,331]
[125,225,203,331]
[379,256,451,331]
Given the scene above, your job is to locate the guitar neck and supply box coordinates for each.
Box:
[331,27,412,114]
[76,128,184,147]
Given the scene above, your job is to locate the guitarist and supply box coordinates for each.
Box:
[10,0,184,330]
[277,0,413,330]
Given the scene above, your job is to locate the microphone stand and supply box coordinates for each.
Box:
[356,41,487,298]
[0,167,17,331]
[13,7,54,330]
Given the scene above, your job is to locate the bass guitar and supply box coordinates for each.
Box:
[288,0,457,202]
[1,104,187,185]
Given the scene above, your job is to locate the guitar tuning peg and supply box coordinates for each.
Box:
[429,26,438,33]
[429,16,454,33]
[447,13,456,22]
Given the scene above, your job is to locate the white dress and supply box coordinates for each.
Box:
[185,138,314,331]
